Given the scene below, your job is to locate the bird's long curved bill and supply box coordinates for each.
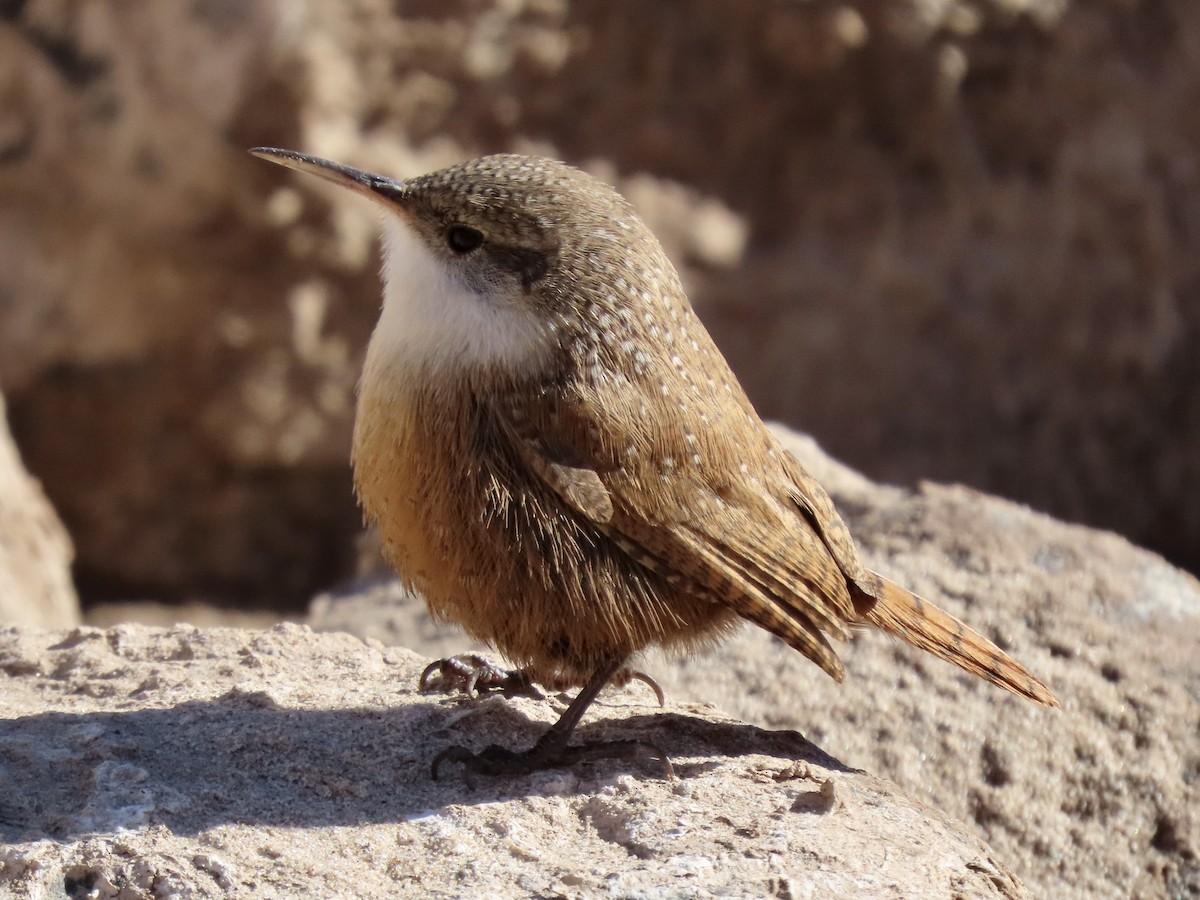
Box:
[249,147,407,205]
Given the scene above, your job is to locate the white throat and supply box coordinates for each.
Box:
[365,216,552,381]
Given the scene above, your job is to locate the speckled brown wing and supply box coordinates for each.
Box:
[645,490,854,680]
[498,374,863,681]
[772,440,885,602]
[502,425,615,525]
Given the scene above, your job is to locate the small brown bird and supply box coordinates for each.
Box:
[252,148,1058,779]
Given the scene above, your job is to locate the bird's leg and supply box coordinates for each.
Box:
[418,654,544,700]
[431,657,673,782]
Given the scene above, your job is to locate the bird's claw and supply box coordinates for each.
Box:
[418,654,544,699]
[616,669,666,707]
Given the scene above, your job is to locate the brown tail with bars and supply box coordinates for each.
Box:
[857,574,1059,707]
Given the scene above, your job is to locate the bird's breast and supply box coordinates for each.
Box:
[351,360,475,597]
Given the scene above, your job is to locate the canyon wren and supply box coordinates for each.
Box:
[251,148,1058,779]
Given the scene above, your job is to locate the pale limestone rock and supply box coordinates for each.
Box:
[0,392,78,628]
[0,624,1024,899]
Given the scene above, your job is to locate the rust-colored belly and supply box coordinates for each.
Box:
[352,371,739,682]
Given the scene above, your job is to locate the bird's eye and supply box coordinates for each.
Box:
[446,225,484,254]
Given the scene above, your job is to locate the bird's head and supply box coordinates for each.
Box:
[251,148,683,382]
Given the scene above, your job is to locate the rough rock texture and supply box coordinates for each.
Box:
[309,424,1200,900]
[2,0,1198,608]
[0,391,78,628]
[0,624,1027,899]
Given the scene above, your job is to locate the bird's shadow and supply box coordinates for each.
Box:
[0,690,857,842]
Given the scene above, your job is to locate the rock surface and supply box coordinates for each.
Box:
[310,424,1200,899]
[0,624,1026,899]
[0,391,78,628]
[3,0,1199,607]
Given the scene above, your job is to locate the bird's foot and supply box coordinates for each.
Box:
[428,656,673,785]
[431,738,673,785]
[418,654,544,700]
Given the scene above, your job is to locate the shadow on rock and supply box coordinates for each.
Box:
[0,693,852,840]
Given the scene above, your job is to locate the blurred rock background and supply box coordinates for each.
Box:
[1,0,1197,608]
[3,3,1200,896]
